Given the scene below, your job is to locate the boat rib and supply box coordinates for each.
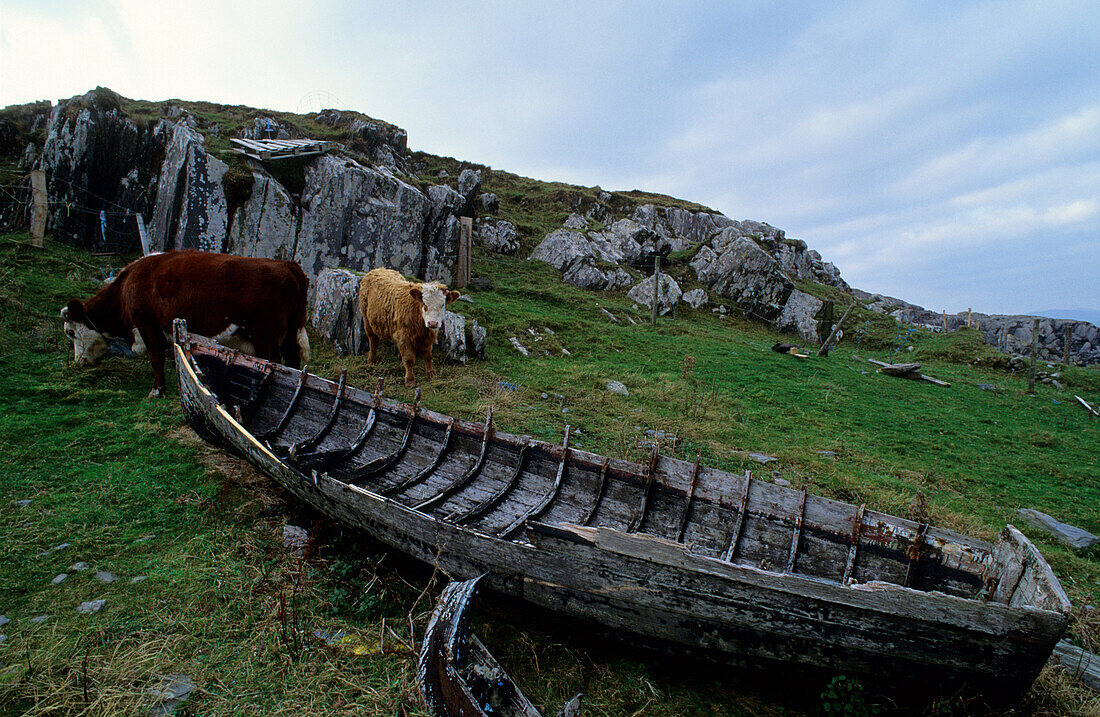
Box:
[295,379,384,470]
[721,471,752,562]
[497,426,571,540]
[256,365,309,442]
[786,489,808,574]
[581,457,611,527]
[842,503,866,584]
[414,409,493,512]
[346,389,420,484]
[448,442,531,524]
[382,417,455,497]
[627,445,661,533]
[675,456,702,543]
[286,369,347,459]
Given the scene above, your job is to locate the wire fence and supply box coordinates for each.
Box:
[1,170,144,253]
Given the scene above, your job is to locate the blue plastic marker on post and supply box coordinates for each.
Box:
[100,210,107,246]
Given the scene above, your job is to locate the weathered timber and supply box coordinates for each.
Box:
[867,359,951,387]
[173,324,1071,701]
[1051,640,1100,692]
[419,575,550,716]
[817,303,854,356]
[1075,395,1099,419]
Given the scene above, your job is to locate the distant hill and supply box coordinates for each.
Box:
[1029,309,1100,325]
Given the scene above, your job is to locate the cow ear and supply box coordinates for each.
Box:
[409,287,422,303]
[446,290,460,304]
[62,300,85,323]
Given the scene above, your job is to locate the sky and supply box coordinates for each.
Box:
[2,0,1098,317]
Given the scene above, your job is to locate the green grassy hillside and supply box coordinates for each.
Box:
[1,231,1097,716]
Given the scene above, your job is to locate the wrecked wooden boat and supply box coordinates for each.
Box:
[419,575,581,717]
[173,322,1071,701]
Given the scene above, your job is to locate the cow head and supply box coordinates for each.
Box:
[61,300,109,366]
[409,282,460,330]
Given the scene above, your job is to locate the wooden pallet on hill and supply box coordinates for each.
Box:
[230,137,333,162]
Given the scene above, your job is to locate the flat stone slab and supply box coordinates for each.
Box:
[0,615,9,627]
[283,525,308,558]
[51,573,68,585]
[77,599,106,614]
[147,673,196,716]
[30,615,49,624]
[748,453,778,465]
[1017,508,1100,551]
[70,562,89,571]
[37,543,71,558]
[1051,640,1100,692]
[13,499,32,508]
[93,571,118,584]
[130,576,148,584]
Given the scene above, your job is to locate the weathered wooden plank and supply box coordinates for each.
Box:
[721,471,752,562]
[1052,640,1100,692]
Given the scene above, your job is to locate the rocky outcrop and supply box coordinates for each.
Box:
[682,288,709,309]
[311,268,366,354]
[627,274,682,314]
[37,89,166,252]
[149,122,229,253]
[311,267,484,363]
[475,217,519,254]
[295,155,459,291]
[226,170,298,260]
[852,289,1100,365]
[691,230,793,321]
[528,229,633,290]
[314,109,409,173]
[238,117,299,140]
[774,289,825,344]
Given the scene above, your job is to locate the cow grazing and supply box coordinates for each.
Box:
[62,251,310,397]
[358,268,459,387]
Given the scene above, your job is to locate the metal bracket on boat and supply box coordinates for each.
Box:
[627,444,661,533]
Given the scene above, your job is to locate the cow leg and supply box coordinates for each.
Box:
[397,340,418,388]
[138,324,168,398]
[422,348,435,381]
[366,332,380,365]
[279,327,302,369]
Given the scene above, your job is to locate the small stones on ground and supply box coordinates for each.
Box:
[748,453,778,465]
[283,524,309,558]
[134,534,155,543]
[977,383,998,391]
[0,634,6,645]
[817,450,838,458]
[51,573,68,585]
[1051,379,1065,390]
[130,576,148,584]
[77,599,106,615]
[94,571,118,584]
[457,295,474,303]
[147,673,197,716]
[70,562,89,571]
[774,478,792,487]
[30,615,49,624]
[509,337,530,356]
[37,543,71,558]
[13,499,32,508]
[0,615,9,627]
[606,380,629,396]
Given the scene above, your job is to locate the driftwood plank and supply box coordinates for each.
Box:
[1051,640,1100,692]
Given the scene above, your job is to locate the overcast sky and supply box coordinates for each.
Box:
[2,1,1097,316]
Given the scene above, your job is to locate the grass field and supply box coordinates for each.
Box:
[1,230,1097,716]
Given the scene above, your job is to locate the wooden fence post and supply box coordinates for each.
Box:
[30,170,48,248]
[135,213,151,255]
[1063,325,1072,365]
[1028,318,1040,394]
[818,303,854,356]
[967,308,972,327]
[651,255,660,326]
[942,311,947,333]
[456,216,473,289]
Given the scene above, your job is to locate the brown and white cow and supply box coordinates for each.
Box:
[358,268,459,387]
[62,251,310,397]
